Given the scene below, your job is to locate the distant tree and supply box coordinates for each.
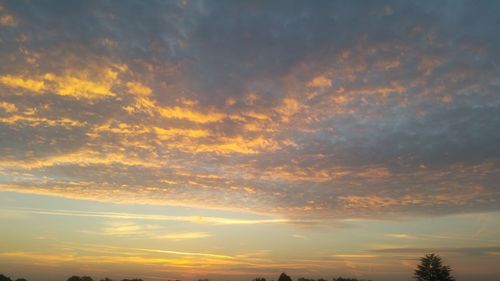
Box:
[81,276,94,281]
[414,253,455,281]
[278,273,292,281]
[15,279,27,281]
[67,276,82,281]
[100,278,114,281]
[0,275,12,281]
[298,278,315,281]
[253,278,266,281]
[198,279,209,281]
[317,278,327,281]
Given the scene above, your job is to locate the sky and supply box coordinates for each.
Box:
[0,0,499,280]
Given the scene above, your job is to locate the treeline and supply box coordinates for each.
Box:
[273,273,372,281]
[0,253,455,281]
[0,273,370,281]
[0,275,145,281]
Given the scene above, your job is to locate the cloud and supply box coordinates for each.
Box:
[88,221,212,240]
[154,232,211,240]
[370,246,500,256]
[384,234,416,240]
[0,0,499,221]
[3,207,294,225]
[308,75,332,88]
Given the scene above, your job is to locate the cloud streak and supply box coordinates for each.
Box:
[3,207,294,225]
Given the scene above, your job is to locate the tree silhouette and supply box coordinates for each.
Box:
[67,276,94,281]
[414,253,455,281]
[0,275,12,281]
[278,273,292,281]
[253,278,266,281]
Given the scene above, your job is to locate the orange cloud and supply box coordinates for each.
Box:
[127,81,152,96]
[0,75,46,92]
[0,66,124,100]
[308,75,332,88]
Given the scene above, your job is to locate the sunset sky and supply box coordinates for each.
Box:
[0,1,499,281]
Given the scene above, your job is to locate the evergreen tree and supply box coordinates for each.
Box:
[414,253,455,281]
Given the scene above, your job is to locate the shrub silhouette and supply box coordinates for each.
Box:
[253,278,266,281]
[278,273,292,281]
[414,253,455,281]
[0,275,12,281]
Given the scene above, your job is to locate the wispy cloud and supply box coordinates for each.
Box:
[85,221,212,240]
[370,246,500,256]
[3,207,293,225]
[333,254,378,259]
[385,233,417,240]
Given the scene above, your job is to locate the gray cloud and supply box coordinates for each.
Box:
[0,0,499,220]
[371,246,500,256]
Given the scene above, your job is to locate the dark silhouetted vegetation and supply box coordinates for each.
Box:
[414,253,455,281]
[0,275,12,281]
[278,273,292,281]
[0,256,456,281]
[67,276,95,281]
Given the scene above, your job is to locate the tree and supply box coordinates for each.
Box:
[254,278,266,281]
[278,273,292,281]
[0,275,12,281]
[414,253,455,281]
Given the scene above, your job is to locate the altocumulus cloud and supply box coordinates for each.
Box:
[0,0,499,220]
